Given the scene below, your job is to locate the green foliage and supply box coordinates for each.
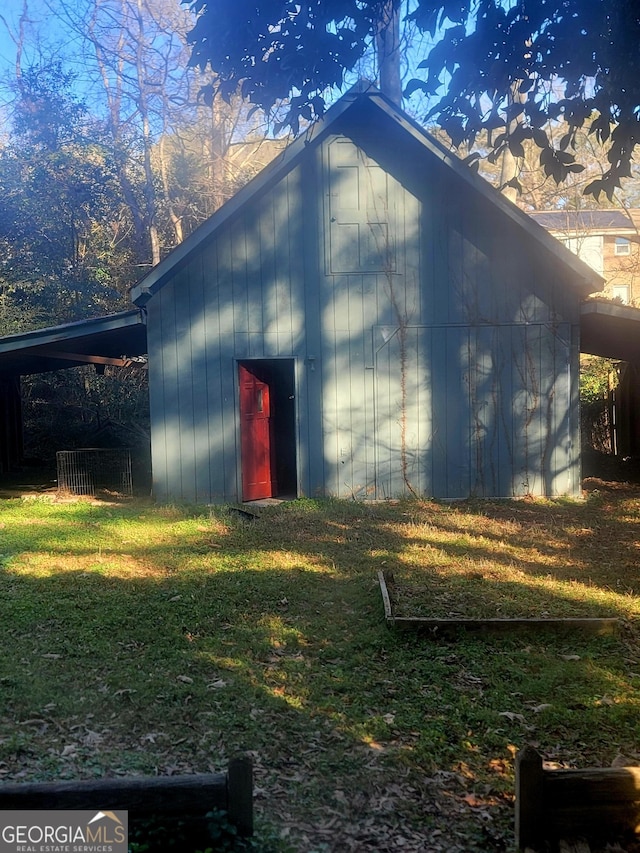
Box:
[185,0,381,133]
[20,365,150,482]
[206,810,282,852]
[0,35,276,334]
[580,357,618,455]
[411,0,639,201]
[183,0,640,198]
[0,62,132,328]
[12,64,88,151]
[128,816,203,852]
[580,356,617,405]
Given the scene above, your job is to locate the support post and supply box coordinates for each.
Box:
[515,746,545,851]
[227,755,254,837]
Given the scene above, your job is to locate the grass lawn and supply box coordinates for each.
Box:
[1,487,639,852]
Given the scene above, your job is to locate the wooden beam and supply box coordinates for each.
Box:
[227,754,254,837]
[35,349,146,368]
[0,772,227,813]
[0,375,23,473]
[377,570,394,622]
[515,746,545,849]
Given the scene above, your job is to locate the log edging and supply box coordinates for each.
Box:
[378,570,619,636]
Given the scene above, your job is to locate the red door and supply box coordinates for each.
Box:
[239,363,276,501]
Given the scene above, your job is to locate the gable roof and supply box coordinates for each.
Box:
[529,209,636,235]
[131,86,603,305]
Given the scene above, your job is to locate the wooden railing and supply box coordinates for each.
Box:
[516,746,640,850]
[0,755,253,839]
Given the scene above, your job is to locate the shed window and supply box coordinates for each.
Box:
[615,237,631,255]
[325,140,396,274]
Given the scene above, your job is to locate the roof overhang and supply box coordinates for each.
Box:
[0,310,147,376]
[581,300,640,363]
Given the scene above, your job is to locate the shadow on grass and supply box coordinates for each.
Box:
[0,496,639,850]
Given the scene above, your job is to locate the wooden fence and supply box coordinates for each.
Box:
[0,755,253,839]
[516,746,640,850]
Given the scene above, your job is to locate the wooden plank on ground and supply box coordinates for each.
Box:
[377,570,394,622]
[392,615,619,636]
[378,570,619,636]
[0,773,229,813]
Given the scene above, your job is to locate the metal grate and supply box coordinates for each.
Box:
[56,449,133,496]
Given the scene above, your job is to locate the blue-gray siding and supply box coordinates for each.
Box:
[146,130,582,503]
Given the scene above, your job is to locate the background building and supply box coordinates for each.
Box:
[529,210,640,305]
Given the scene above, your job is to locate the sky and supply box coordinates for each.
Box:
[0,0,440,128]
[0,1,86,110]
[0,0,199,132]
[0,1,63,70]
[0,4,21,81]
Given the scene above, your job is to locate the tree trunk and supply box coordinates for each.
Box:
[209,95,227,212]
[133,0,161,266]
[89,6,151,263]
[499,146,519,203]
[375,1,402,105]
[500,81,526,203]
[158,136,184,245]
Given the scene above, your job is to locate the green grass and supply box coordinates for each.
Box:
[0,491,639,851]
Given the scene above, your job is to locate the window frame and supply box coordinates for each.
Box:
[611,284,630,304]
[614,237,631,256]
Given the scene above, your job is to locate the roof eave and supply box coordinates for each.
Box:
[545,227,638,238]
[132,87,603,302]
[581,299,640,362]
[131,90,364,305]
[0,309,146,356]
[362,93,604,295]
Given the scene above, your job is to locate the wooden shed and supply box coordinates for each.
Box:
[131,87,602,504]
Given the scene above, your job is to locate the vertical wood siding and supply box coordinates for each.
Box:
[147,119,583,503]
[318,133,581,499]
[148,163,312,502]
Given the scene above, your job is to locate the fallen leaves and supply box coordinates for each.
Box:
[2,494,640,853]
[499,711,526,723]
[140,732,161,744]
[528,703,553,714]
[488,757,511,776]
[81,730,102,747]
[112,688,136,699]
[19,718,49,728]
